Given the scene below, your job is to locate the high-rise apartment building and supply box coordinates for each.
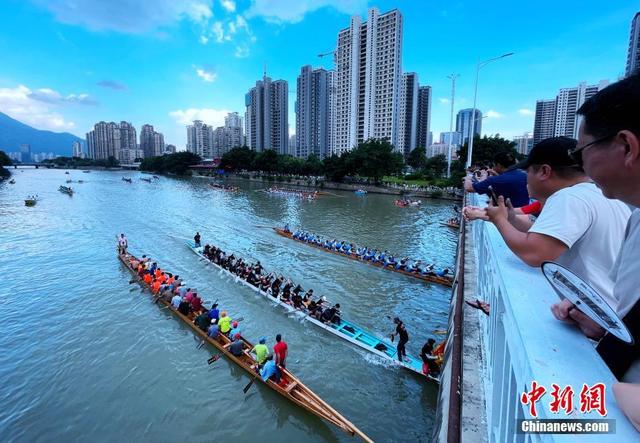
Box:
[333,7,403,154]
[440,131,462,146]
[533,99,556,145]
[456,108,482,145]
[296,65,333,159]
[140,124,165,158]
[20,144,31,162]
[186,120,212,159]
[397,72,418,157]
[245,74,289,154]
[72,141,83,158]
[513,133,534,155]
[416,86,432,149]
[627,12,640,77]
[86,121,140,161]
[209,112,245,159]
[533,80,609,144]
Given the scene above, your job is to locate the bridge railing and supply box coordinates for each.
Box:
[436,192,637,442]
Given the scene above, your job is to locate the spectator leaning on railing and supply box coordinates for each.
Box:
[484,136,630,310]
[463,152,529,207]
[552,74,640,427]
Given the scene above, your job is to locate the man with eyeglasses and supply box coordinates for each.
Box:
[485,136,630,313]
[554,74,640,389]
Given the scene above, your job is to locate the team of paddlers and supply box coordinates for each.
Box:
[285,225,452,278]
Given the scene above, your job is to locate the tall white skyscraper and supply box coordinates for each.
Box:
[210,112,245,158]
[627,12,640,77]
[86,121,139,161]
[140,124,165,158]
[416,86,432,149]
[532,80,609,144]
[456,108,482,146]
[186,120,212,159]
[72,141,83,158]
[513,133,534,155]
[245,74,289,154]
[333,7,403,155]
[533,99,556,145]
[397,72,419,157]
[554,81,608,139]
[296,65,333,159]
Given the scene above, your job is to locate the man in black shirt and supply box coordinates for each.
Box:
[391,317,409,362]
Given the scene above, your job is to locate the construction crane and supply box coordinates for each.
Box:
[317,50,335,58]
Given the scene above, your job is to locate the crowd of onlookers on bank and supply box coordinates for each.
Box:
[460,74,640,430]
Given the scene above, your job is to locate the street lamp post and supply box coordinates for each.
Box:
[465,52,514,168]
[446,73,459,178]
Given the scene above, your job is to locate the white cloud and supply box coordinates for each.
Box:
[199,35,209,44]
[235,45,250,58]
[32,0,214,34]
[246,0,368,23]
[438,98,450,104]
[169,108,231,127]
[28,88,98,106]
[212,21,225,42]
[518,108,534,116]
[0,85,76,131]
[486,110,504,119]
[221,0,236,12]
[195,67,217,82]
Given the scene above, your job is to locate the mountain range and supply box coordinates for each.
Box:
[0,111,84,156]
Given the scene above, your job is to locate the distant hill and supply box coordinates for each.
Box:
[0,111,84,156]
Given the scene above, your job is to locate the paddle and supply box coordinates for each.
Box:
[207,354,222,365]
[243,374,259,394]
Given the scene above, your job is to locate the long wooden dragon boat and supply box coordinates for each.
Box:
[119,250,371,441]
[273,228,454,287]
[188,242,440,383]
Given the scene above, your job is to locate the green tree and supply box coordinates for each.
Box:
[302,154,323,176]
[407,146,427,170]
[322,153,352,182]
[457,134,518,166]
[352,139,404,184]
[140,152,200,175]
[251,149,279,173]
[423,154,447,178]
[219,146,256,171]
[0,150,12,166]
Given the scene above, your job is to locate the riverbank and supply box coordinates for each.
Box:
[194,171,462,201]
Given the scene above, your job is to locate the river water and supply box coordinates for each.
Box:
[0,169,457,442]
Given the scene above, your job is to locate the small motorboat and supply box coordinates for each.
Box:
[64,171,70,175]
[25,196,37,206]
[9,179,15,184]
[152,175,159,179]
[59,185,74,195]
[355,189,367,195]
[82,170,90,173]
[66,179,73,183]
[140,177,152,183]
[122,177,132,183]
[78,180,84,183]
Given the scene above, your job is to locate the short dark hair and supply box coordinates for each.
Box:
[276,334,281,342]
[577,74,640,138]
[493,152,516,167]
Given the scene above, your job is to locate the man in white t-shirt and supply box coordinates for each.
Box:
[486,137,630,310]
[561,74,640,391]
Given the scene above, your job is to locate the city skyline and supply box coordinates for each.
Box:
[0,1,636,150]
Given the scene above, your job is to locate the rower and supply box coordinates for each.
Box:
[273,334,288,369]
[230,321,241,338]
[251,337,269,366]
[207,322,220,339]
[117,233,128,255]
[321,303,341,324]
[194,232,201,247]
[436,267,451,277]
[218,311,233,335]
[229,334,244,357]
[260,355,281,383]
[420,338,441,376]
[391,317,410,363]
[194,311,211,332]
[171,293,182,310]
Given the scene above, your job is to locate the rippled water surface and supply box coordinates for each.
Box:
[0,169,458,442]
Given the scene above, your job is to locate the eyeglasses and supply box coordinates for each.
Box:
[568,134,615,163]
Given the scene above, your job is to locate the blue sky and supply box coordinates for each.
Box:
[0,0,636,149]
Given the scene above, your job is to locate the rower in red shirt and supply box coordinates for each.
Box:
[273,334,288,368]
